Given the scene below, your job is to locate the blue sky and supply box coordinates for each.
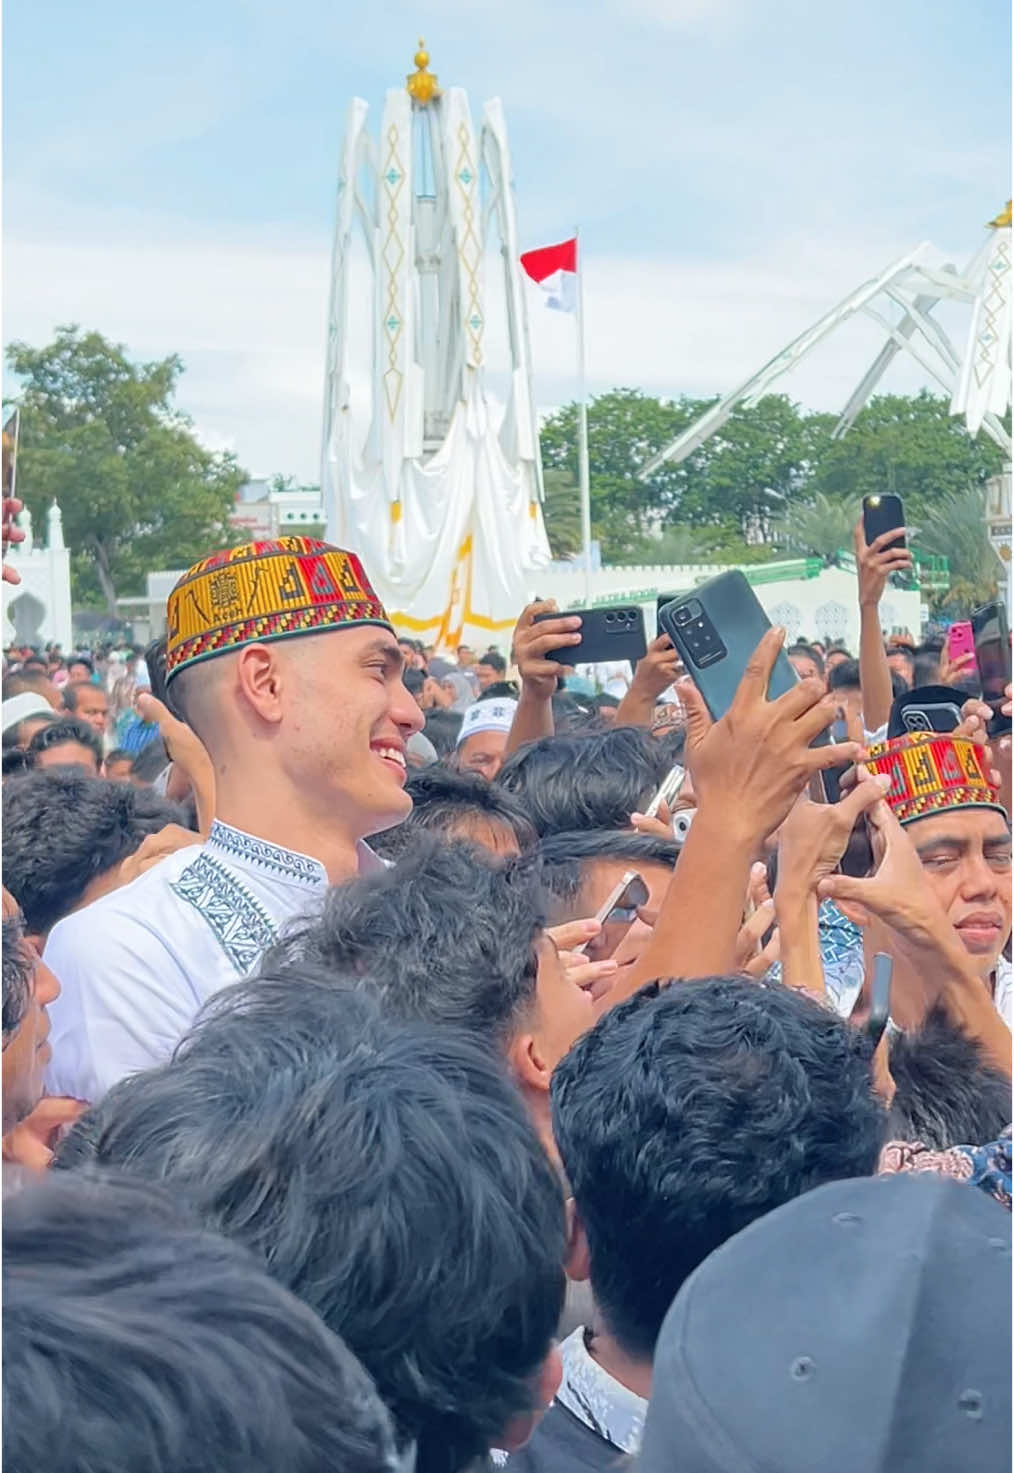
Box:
[4,0,1010,481]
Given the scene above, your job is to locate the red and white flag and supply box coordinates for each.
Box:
[520,237,578,313]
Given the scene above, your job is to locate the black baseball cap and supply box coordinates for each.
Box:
[639,1175,1011,1473]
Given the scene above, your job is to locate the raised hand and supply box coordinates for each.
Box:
[854,518,913,608]
[680,626,864,849]
[512,600,582,702]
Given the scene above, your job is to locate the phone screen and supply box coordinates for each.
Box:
[579,871,650,961]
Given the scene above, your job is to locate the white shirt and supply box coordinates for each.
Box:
[44,820,383,1104]
[554,1326,647,1455]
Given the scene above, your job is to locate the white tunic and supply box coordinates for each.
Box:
[44,820,381,1104]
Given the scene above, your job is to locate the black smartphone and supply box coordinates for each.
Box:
[575,870,650,960]
[971,600,1012,736]
[862,493,905,550]
[888,685,965,739]
[658,570,820,730]
[657,592,681,635]
[532,606,647,667]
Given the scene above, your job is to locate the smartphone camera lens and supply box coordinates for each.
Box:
[674,606,693,626]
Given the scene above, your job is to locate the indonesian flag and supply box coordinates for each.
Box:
[520,237,578,313]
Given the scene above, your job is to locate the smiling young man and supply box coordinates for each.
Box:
[43,538,423,1103]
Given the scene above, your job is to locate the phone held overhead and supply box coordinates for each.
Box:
[533,606,647,668]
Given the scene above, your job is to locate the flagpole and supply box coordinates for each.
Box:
[575,228,592,605]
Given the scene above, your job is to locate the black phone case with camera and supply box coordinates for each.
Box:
[533,606,647,667]
[658,570,801,722]
[862,493,905,550]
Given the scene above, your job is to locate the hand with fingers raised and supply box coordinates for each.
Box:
[854,518,914,609]
[678,626,865,850]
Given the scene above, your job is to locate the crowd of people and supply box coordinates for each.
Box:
[2,522,1012,1473]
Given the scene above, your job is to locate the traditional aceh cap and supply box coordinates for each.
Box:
[455,698,518,747]
[165,537,391,683]
[864,730,1004,826]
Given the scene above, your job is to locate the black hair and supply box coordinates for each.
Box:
[3,1171,400,1473]
[525,829,679,917]
[61,679,106,713]
[104,747,134,769]
[477,650,507,675]
[593,693,620,710]
[57,979,566,1473]
[1,747,33,777]
[887,1006,1014,1150]
[3,771,185,935]
[371,765,538,859]
[551,691,598,731]
[497,727,671,836]
[912,649,942,688]
[2,911,32,1045]
[423,708,463,757]
[26,716,102,768]
[827,658,861,693]
[551,977,886,1358]
[890,671,910,697]
[788,642,826,677]
[476,680,520,702]
[403,666,426,697]
[265,838,545,1049]
[66,654,94,674]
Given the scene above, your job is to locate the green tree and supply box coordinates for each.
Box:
[810,390,1006,514]
[771,492,856,564]
[6,326,245,612]
[915,483,1001,612]
[540,468,583,559]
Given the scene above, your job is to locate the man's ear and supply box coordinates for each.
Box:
[564,1196,592,1282]
[496,1344,564,1452]
[235,644,286,726]
[508,1030,551,1094]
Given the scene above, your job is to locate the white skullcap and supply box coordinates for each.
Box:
[455,698,519,747]
[2,692,53,734]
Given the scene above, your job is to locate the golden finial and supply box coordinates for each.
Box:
[406,37,440,106]
[988,200,1011,229]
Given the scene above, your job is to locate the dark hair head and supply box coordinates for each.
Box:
[886,644,916,671]
[2,747,33,777]
[551,977,886,1357]
[104,747,134,769]
[402,666,425,697]
[423,709,463,758]
[2,911,32,1045]
[26,716,102,767]
[58,979,565,1473]
[265,838,545,1049]
[887,1006,1013,1150]
[3,1171,400,1473]
[476,680,519,702]
[477,651,506,675]
[497,727,671,836]
[371,765,537,860]
[525,829,679,917]
[66,654,94,675]
[788,642,825,677]
[827,658,861,693]
[3,771,185,934]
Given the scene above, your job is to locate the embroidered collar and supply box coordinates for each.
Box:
[207,820,329,889]
[554,1326,647,1456]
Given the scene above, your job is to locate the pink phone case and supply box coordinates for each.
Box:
[946,622,976,665]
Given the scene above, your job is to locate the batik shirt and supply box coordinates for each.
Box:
[44,820,383,1104]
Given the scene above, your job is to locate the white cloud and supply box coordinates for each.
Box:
[4,213,978,484]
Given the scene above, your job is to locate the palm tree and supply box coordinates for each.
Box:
[916,483,1000,612]
[772,493,855,565]
[540,469,583,559]
[630,524,724,566]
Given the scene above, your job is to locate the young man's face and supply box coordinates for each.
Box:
[908,809,1012,977]
[279,628,424,837]
[456,729,508,781]
[67,662,92,682]
[475,662,500,691]
[71,686,109,735]
[105,756,134,782]
[789,652,824,686]
[1,889,61,1130]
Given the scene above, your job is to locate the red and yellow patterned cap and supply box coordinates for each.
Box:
[864,731,1004,826]
[165,537,391,682]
